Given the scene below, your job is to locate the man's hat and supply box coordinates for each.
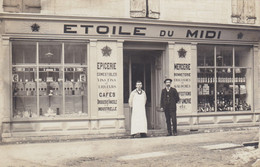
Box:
[164,78,172,83]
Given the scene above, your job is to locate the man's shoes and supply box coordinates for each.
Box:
[140,133,147,138]
[173,132,177,136]
[167,133,172,136]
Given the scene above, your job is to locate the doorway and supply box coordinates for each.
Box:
[123,50,162,130]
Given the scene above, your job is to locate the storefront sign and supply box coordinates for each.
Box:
[172,47,192,113]
[4,19,260,42]
[96,43,119,114]
[64,24,223,39]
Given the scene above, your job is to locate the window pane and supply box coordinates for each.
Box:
[12,67,37,118]
[235,68,252,111]
[235,46,252,67]
[64,67,88,115]
[65,43,87,64]
[197,45,214,66]
[12,41,36,65]
[39,67,63,116]
[216,46,233,66]
[39,42,62,64]
[217,68,233,111]
[197,68,215,112]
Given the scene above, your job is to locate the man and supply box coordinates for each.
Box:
[160,78,180,136]
[128,81,147,138]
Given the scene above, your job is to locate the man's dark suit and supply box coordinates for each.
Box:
[160,87,180,135]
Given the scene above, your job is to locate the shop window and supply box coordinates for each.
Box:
[231,0,256,24]
[3,0,41,13]
[197,45,252,113]
[12,41,88,119]
[130,0,160,19]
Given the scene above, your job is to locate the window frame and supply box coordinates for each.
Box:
[197,44,254,113]
[11,39,89,120]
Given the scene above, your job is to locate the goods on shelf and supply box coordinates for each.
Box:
[39,82,47,96]
[197,73,214,83]
[239,85,247,94]
[25,81,36,96]
[198,102,215,112]
[235,98,251,111]
[217,97,233,111]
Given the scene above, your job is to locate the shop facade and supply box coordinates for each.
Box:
[0,13,260,141]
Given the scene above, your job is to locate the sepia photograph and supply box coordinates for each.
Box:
[0,0,260,166]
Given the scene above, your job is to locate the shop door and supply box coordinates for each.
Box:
[124,50,161,130]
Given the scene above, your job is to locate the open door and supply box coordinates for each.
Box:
[123,50,162,131]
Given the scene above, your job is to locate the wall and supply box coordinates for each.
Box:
[162,0,260,25]
[255,44,260,113]
[40,0,259,26]
[0,0,259,26]
[0,23,2,136]
[256,0,260,25]
[41,0,130,18]
[0,0,2,12]
[161,0,231,24]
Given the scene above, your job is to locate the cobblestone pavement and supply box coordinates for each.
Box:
[0,128,259,167]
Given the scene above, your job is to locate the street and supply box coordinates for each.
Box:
[0,128,259,167]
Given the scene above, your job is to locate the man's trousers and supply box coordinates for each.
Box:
[164,107,177,134]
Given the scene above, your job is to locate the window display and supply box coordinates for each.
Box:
[39,67,63,116]
[197,45,252,112]
[197,68,215,112]
[12,41,88,119]
[12,67,37,118]
[216,68,234,111]
[64,67,88,115]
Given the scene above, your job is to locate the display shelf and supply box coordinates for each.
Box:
[12,81,36,83]
[235,82,246,84]
[217,94,233,96]
[197,82,215,84]
[65,95,86,97]
[39,95,63,97]
[198,94,214,96]
[13,95,37,97]
[197,66,215,68]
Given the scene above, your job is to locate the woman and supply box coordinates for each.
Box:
[128,80,147,138]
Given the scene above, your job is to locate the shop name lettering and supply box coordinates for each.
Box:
[174,63,190,70]
[64,25,222,39]
[97,62,116,70]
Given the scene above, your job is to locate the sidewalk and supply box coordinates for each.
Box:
[0,128,259,167]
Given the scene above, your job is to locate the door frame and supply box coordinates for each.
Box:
[123,49,163,130]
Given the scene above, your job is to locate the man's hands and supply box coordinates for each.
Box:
[160,108,164,112]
